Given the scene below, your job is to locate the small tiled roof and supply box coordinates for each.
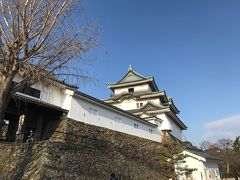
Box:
[116,65,151,84]
[143,116,163,122]
[166,111,187,130]
[139,101,168,111]
[107,66,159,92]
[185,146,220,161]
[127,103,169,114]
[162,96,180,114]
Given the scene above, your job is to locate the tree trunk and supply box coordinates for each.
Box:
[0,75,14,130]
[227,161,230,174]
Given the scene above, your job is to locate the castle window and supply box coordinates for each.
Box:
[21,87,41,98]
[134,123,139,129]
[136,103,143,108]
[115,117,121,123]
[13,81,41,98]
[149,129,153,134]
[128,88,134,93]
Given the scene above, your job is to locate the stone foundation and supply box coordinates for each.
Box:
[0,118,176,179]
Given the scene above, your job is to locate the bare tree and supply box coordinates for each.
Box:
[217,138,233,151]
[203,138,239,178]
[199,140,214,151]
[0,0,98,127]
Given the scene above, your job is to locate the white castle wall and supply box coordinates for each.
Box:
[114,84,151,95]
[12,76,161,142]
[114,99,137,110]
[13,75,181,143]
[157,114,183,140]
[69,95,161,142]
[13,74,66,108]
[113,98,161,111]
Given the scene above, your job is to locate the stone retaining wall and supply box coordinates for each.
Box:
[0,118,175,179]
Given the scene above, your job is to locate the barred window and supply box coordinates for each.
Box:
[134,123,139,129]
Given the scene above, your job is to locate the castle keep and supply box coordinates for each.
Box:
[105,66,187,141]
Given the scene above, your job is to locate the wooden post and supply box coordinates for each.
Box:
[15,114,25,143]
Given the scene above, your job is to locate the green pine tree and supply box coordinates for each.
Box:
[233,136,240,152]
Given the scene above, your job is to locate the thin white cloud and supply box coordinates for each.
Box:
[202,114,240,141]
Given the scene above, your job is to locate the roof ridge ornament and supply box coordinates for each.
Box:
[128,64,133,71]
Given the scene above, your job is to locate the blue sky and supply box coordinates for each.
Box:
[79,0,240,145]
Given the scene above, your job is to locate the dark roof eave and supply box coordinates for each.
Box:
[108,78,158,91]
[48,78,78,90]
[166,111,187,130]
[169,99,180,114]
[170,105,180,114]
[160,90,168,102]
[114,68,150,85]
[185,148,221,161]
[151,77,159,92]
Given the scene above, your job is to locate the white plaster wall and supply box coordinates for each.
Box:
[36,83,66,107]
[114,99,137,110]
[140,114,150,118]
[157,114,183,140]
[61,89,74,112]
[69,96,161,142]
[113,98,161,111]
[136,99,161,108]
[176,151,221,180]
[176,155,206,180]
[112,97,183,141]
[114,84,151,95]
[203,161,221,180]
[148,99,161,105]
[13,75,66,108]
[170,118,183,140]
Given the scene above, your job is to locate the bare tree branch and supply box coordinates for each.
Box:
[0,0,99,126]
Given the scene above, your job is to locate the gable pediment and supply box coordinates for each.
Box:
[117,93,137,101]
[140,102,167,112]
[121,98,136,104]
[107,66,159,92]
[118,71,146,84]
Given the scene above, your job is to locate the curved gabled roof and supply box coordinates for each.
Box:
[107,66,159,92]
[127,101,169,114]
[162,96,180,114]
[139,101,168,112]
[184,147,221,161]
[116,65,151,84]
